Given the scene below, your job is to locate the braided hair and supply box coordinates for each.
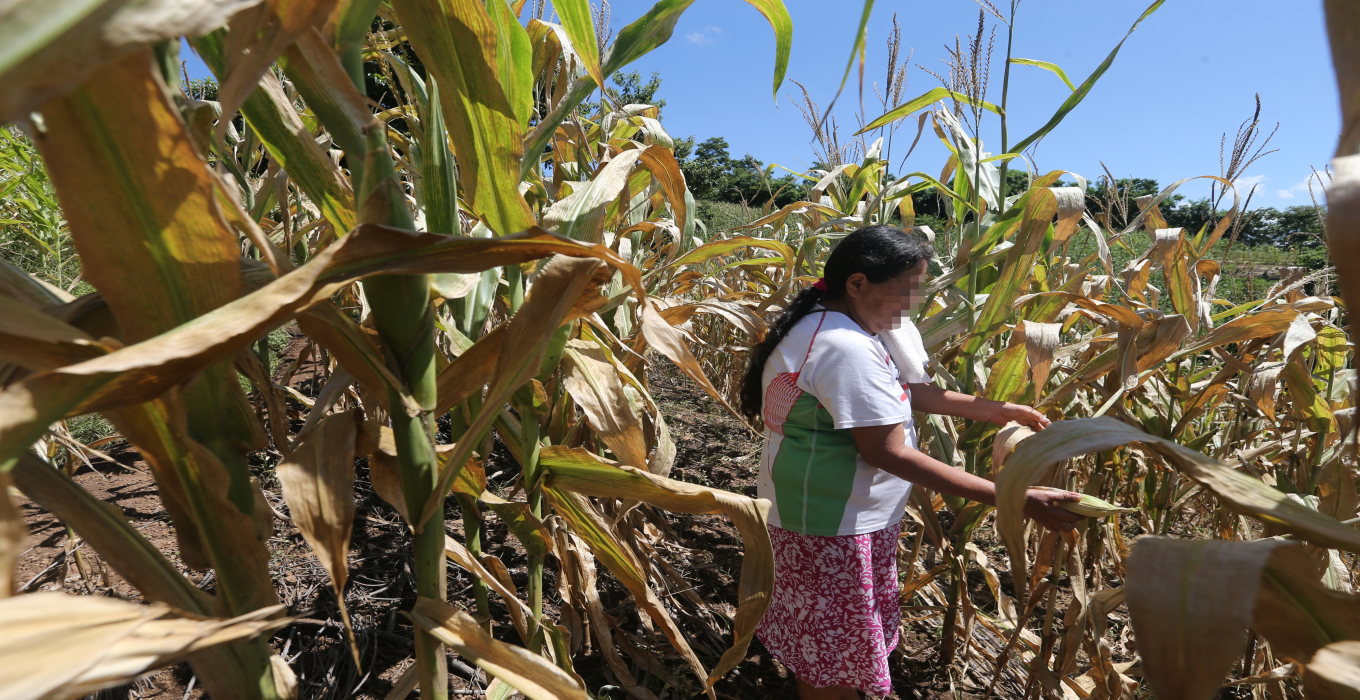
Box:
[739,225,933,422]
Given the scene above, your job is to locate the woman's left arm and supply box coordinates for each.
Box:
[907,382,1051,431]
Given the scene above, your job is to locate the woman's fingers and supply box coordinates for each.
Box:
[1019,407,1051,430]
[1023,490,1086,531]
[997,403,1052,431]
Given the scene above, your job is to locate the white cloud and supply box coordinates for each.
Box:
[1233,174,1267,193]
[1276,172,1329,201]
[686,26,723,45]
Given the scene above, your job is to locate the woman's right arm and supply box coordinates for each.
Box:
[849,423,1083,531]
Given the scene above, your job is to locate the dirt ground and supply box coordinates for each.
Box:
[15,343,1052,700]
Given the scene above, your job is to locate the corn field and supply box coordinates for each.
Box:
[1,0,1360,698]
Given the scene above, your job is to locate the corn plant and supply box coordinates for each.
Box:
[0,0,791,698]
[3,0,1360,699]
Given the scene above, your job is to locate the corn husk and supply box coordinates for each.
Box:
[1032,486,1136,516]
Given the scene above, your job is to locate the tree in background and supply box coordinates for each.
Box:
[1083,177,1325,252]
[674,136,811,208]
[603,69,819,212]
[607,70,665,114]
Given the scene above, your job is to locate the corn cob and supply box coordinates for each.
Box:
[1033,486,1136,516]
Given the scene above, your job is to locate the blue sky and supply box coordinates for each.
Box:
[182,0,1339,209]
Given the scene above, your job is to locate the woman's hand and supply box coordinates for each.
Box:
[1023,488,1085,531]
[988,402,1051,431]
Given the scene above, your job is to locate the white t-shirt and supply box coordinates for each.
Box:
[755,309,929,536]
[883,320,931,385]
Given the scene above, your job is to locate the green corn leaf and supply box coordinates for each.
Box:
[422,79,460,236]
[393,0,536,237]
[741,0,793,99]
[823,0,874,119]
[858,86,1003,134]
[334,0,384,87]
[1010,57,1076,92]
[553,0,604,94]
[961,189,1059,356]
[522,0,792,180]
[192,30,357,234]
[1007,0,1165,155]
[486,0,534,126]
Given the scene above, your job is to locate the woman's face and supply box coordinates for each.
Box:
[842,260,927,335]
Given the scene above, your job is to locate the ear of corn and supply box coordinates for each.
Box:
[1030,486,1136,517]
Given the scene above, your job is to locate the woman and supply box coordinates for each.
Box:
[740,225,1082,699]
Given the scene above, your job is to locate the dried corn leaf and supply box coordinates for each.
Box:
[36,50,242,346]
[1309,642,1360,692]
[411,597,588,700]
[543,150,644,242]
[562,340,649,469]
[0,296,104,372]
[540,445,772,691]
[443,534,534,625]
[1168,307,1300,362]
[10,453,212,613]
[991,422,1035,475]
[542,486,714,694]
[1126,537,1287,700]
[0,227,633,471]
[105,397,278,610]
[296,302,412,416]
[0,593,287,700]
[1252,544,1360,700]
[0,0,256,123]
[420,255,612,529]
[276,409,369,667]
[638,298,745,423]
[637,145,690,234]
[964,542,1017,627]
[213,0,340,150]
[1283,312,1319,360]
[996,417,1360,606]
[0,468,25,597]
[1021,320,1061,392]
[370,427,489,524]
[0,259,73,310]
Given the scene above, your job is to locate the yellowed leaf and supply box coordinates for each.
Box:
[0,468,26,598]
[540,446,772,691]
[997,417,1360,607]
[1126,537,1286,700]
[0,593,287,700]
[411,597,589,700]
[561,340,649,469]
[276,409,369,667]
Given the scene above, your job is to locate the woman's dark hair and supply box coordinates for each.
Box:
[739,225,933,421]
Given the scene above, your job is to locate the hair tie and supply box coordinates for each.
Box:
[811,278,828,291]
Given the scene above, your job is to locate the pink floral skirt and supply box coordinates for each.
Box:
[756,522,902,696]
